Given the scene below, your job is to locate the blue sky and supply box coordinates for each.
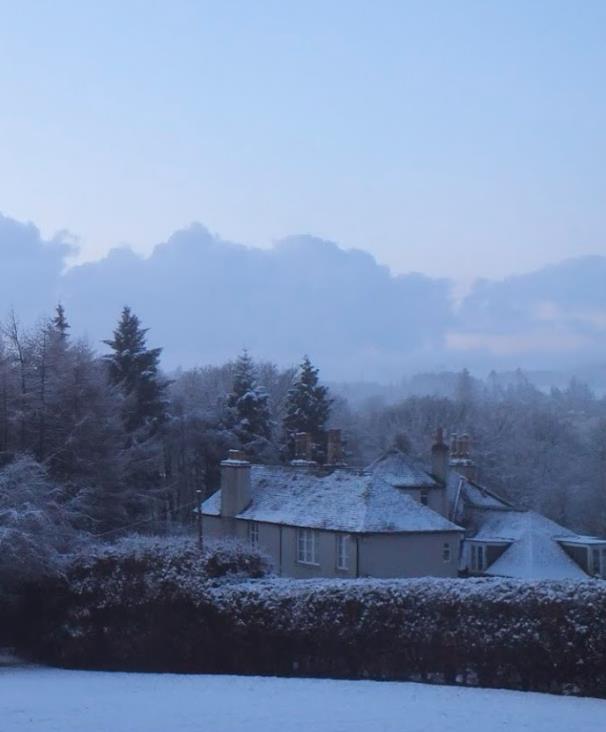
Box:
[1,0,605,280]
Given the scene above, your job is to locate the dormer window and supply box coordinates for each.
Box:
[558,538,606,578]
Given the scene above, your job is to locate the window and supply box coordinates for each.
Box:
[297,528,319,565]
[470,544,485,572]
[420,490,429,506]
[336,534,350,570]
[442,542,451,563]
[592,548,602,577]
[248,521,259,548]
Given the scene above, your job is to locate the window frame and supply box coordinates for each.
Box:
[470,543,485,572]
[297,528,320,566]
[247,521,259,548]
[336,534,350,571]
[591,547,602,577]
[442,542,452,563]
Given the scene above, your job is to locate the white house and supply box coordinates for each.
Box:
[201,429,605,580]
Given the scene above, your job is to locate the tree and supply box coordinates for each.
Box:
[0,456,80,587]
[52,303,70,340]
[103,306,168,435]
[282,355,332,459]
[227,350,272,442]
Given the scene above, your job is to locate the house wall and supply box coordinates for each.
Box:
[358,531,461,578]
[202,515,282,572]
[203,514,461,579]
[280,525,356,579]
[398,487,448,518]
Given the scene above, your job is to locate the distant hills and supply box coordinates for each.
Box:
[1,211,605,382]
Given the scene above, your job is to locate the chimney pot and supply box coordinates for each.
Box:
[326,428,344,465]
[431,425,449,483]
[220,450,251,516]
[294,432,313,461]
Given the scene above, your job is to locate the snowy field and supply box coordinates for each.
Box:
[1,666,606,732]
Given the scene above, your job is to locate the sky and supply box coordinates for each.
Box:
[1,0,605,281]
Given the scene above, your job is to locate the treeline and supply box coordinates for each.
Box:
[2,302,606,587]
[0,304,334,579]
[345,368,606,536]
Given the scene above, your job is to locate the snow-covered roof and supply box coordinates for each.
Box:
[202,465,463,534]
[366,450,439,489]
[557,535,606,546]
[471,509,588,580]
[446,472,513,518]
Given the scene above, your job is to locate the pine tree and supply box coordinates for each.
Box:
[227,350,272,441]
[282,355,332,458]
[103,306,168,435]
[52,303,70,340]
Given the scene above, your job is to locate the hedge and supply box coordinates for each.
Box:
[19,537,606,698]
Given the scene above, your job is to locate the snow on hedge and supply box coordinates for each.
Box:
[26,538,606,698]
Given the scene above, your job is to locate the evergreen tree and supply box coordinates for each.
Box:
[227,350,272,441]
[282,355,332,458]
[52,303,70,340]
[103,306,168,435]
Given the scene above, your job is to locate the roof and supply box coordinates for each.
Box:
[557,536,606,547]
[446,472,514,520]
[471,509,588,580]
[202,464,463,534]
[366,450,439,489]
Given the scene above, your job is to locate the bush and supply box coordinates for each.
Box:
[27,548,606,697]
[18,535,270,666]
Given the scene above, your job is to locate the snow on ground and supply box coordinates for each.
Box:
[1,666,605,732]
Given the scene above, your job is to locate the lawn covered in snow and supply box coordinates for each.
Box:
[1,666,605,731]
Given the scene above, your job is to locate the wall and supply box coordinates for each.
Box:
[359,531,462,578]
[203,515,282,573]
[204,513,461,579]
[280,526,356,579]
[396,487,448,518]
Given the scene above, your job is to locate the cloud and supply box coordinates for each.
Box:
[2,210,606,379]
[0,212,77,322]
[56,225,454,379]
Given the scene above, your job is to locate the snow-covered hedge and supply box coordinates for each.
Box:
[67,535,271,598]
[31,555,606,697]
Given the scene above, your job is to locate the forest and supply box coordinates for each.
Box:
[1,303,606,593]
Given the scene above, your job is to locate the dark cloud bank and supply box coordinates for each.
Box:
[1,212,605,381]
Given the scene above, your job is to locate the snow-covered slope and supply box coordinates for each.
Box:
[1,667,604,732]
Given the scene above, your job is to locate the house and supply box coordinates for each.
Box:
[445,434,606,579]
[201,429,605,580]
[201,431,464,579]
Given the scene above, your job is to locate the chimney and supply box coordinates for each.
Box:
[431,426,449,483]
[220,449,251,517]
[448,432,477,482]
[326,429,344,465]
[294,432,313,461]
